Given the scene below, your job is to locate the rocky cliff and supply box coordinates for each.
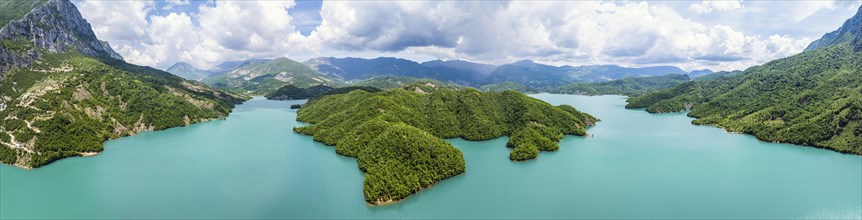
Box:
[0,0,122,79]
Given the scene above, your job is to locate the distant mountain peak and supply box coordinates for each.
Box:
[512,59,537,65]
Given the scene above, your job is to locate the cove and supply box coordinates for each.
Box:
[1,95,860,219]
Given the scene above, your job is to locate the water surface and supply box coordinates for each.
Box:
[2,95,860,219]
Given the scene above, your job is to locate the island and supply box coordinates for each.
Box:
[294,83,596,204]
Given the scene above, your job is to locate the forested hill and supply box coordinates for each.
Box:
[626,5,862,154]
[554,74,690,96]
[294,85,596,204]
[0,0,246,168]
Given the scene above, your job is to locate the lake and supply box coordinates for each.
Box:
[1,94,860,219]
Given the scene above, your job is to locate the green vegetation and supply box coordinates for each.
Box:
[0,52,244,168]
[627,44,862,154]
[265,84,381,100]
[294,85,596,204]
[554,74,690,96]
[1,37,34,55]
[352,76,466,90]
[204,57,338,95]
[0,0,47,27]
[265,85,313,100]
[479,82,535,93]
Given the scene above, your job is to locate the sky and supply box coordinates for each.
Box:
[72,0,862,72]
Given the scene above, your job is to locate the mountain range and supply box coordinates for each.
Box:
[169,56,708,94]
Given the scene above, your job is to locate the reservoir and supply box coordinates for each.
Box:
[2,94,860,219]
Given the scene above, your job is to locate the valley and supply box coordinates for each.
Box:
[1,0,860,219]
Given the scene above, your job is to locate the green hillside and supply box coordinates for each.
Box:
[0,0,48,27]
[626,6,862,154]
[265,84,381,101]
[294,86,596,204]
[352,76,466,90]
[0,52,245,167]
[554,74,690,96]
[479,82,535,93]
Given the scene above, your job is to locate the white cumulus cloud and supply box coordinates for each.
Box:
[690,0,744,14]
[76,0,846,71]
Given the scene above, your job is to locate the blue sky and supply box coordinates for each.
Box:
[73,0,861,72]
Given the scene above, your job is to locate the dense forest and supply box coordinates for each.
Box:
[352,76,466,90]
[554,74,690,96]
[0,52,245,168]
[265,84,381,100]
[479,82,536,93]
[294,83,596,204]
[626,44,862,154]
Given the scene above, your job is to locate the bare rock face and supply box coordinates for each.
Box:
[0,0,123,79]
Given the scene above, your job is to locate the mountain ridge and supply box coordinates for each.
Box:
[0,0,123,77]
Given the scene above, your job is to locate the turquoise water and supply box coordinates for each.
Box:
[2,94,860,219]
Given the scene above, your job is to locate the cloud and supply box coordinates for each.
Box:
[76,0,834,72]
[77,0,307,69]
[689,0,743,14]
[311,1,810,71]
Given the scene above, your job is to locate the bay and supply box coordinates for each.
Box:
[1,95,859,219]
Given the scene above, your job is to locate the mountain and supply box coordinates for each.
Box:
[421,59,497,84]
[483,60,688,90]
[305,57,442,80]
[554,74,690,96]
[483,60,575,89]
[0,0,122,78]
[165,62,215,81]
[352,76,466,90]
[0,0,245,168]
[688,69,714,78]
[563,65,688,82]
[294,87,596,204]
[627,5,862,154]
[478,82,535,93]
[421,60,497,75]
[804,6,862,52]
[208,58,271,73]
[265,84,381,101]
[204,57,338,94]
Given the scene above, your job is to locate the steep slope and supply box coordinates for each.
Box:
[295,87,596,204]
[627,6,862,154]
[204,57,338,95]
[166,62,215,81]
[0,0,48,27]
[554,74,690,96]
[0,0,245,168]
[0,52,245,168]
[0,0,122,77]
[804,6,862,52]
